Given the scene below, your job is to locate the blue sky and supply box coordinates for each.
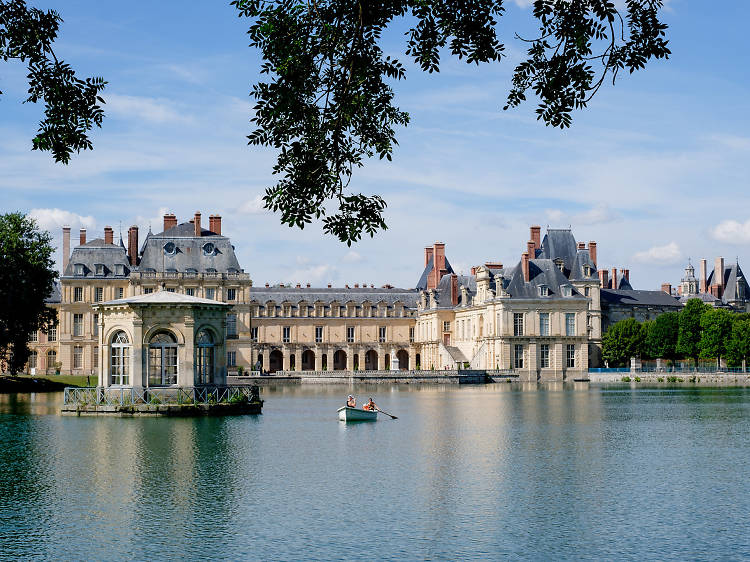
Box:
[2,1,749,289]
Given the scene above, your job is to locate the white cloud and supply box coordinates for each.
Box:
[712,219,750,245]
[239,195,267,214]
[633,242,682,265]
[29,208,96,233]
[289,264,337,285]
[545,204,618,227]
[105,94,192,124]
[342,250,363,263]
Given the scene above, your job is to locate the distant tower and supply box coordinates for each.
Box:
[679,259,699,296]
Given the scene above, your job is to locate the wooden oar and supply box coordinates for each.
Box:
[376,407,398,419]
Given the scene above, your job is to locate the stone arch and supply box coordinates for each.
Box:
[269,349,283,373]
[301,349,315,370]
[143,324,185,346]
[416,353,421,369]
[333,349,347,370]
[397,349,409,371]
[365,349,378,370]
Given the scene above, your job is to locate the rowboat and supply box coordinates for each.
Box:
[337,406,377,422]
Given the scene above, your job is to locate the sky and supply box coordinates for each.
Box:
[2,1,750,290]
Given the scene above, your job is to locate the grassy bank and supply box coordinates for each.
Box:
[0,374,95,393]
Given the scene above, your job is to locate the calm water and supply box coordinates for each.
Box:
[1,384,749,561]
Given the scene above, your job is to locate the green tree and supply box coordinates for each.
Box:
[0,212,57,375]
[698,308,735,367]
[602,318,646,367]
[644,311,679,361]
[676,298,708,363]
[726,317,750,369]
[1,1,106,162]
[233,0,670,243]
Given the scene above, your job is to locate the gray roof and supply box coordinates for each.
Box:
[98,290,231,307]
[138,221,242,274]
[45,281,61,304]
[63,239,131,278]
[249,286,420,307]
[416,256,455,291]
[505,259,586,300]
[679,293,720,304]
[539,229,577,272]
[600,289,682,308]
[617,277,633,290]
[706,262,748,303]
[433,273,476,307]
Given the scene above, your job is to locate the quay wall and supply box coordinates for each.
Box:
[589,372,750,386]
[228,370,515,385]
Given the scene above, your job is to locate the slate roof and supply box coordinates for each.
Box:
[505,259,586,300]
[679,293,720,304]
[100,290,231,307]
[138,221,243,274]
[45,281,61,304]
[600,289,682,308]
[249,286,420,307]
[63,239,131,278]
[706,262,748,303]
[539,229,578,271]
[617,277,633,290]
[433,273,476,308]
[416,256,455,291]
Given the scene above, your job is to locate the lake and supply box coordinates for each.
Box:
[1,383,749,560]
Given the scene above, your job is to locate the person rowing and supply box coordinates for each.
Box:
[363,397,377,411]
[346,395,356,408]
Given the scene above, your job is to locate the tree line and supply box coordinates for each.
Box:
[602,299,750,368]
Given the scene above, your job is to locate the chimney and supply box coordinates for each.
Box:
[527,240,536,258]
[163,213,177,231]
[622,269,629,282]
[710,284,721,298]
[79,228,87,246]
[598,269,609,289]
[194,212,202,237]
[127,226,139,266]
[354,283,359,288]
[450,274,458,306]
[661,283,672,295]
[424,246,434,267]
[306,283,311,288]
[611,268,618,290]
[589,241,597,267]
[296,283,301,288]
[265,283,269,288]
[470,266,476,276]
[327,283,332,288]
[429,242,446,290]
[530,225,541,250]
[209,214,222,235]
[522,252,530,282]
[62,226,70,272]
[485,262,503,269]
[104,226,113,245]
[345,284,349,289]
[700,259,708,293]
[577,242,585,250]
[714,257,725,293]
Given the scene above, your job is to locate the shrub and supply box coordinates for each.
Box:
[621,376,631,382]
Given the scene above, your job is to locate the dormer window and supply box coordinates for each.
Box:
[114,264,125,276]
[206,267,217,273]
[561,285,573,297]
[539,285,549,297]
[202,242,215,256]
[74,263,85,276]
[163,242,176,255]
[94,264,105,276]
[554,259,564,273]
[583,265,592,277]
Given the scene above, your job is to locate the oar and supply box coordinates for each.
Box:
[376,407,398,419]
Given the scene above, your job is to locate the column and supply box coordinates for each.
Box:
[346,347,354,371]
[377,348,386,370]
[282,348,290,371]
[295,350,302,372]
[314,347,323,371]
[262,348,269,373]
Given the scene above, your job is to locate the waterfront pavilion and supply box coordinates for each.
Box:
[93,291,231,389]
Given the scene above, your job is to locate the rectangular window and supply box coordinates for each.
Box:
[74,287,83,302]
[28,331,38,343]
[584,286,591,297]
[185,288,195,296]
[166,287,176,293]
[513,313,524,336]
[227,288,236,301]
[379,326,386,343]
[73,314,84,336]
[282,326,290,343]
[205,288,215,300]
[315,326,323,343]
[539,313,550,337]
[93,314,99,337]
[540,344,550,368]
[144,287,154,294]
[93,345,98,370]
[94,287,103,302]
[566,344,576,368]
[47,325,57,342]
[116,287,124,299]
[443,321,451,332]
[565,313,576,336]
[409,327,415,343]
[514,344,524,369]
[227,351,237,367]
[73,346,83,369]
[347,326,355,343]
[250,327,258,342]
[227,314,237,338]
[29,352,37,370]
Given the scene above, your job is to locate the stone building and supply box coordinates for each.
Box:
[667,257,750,311]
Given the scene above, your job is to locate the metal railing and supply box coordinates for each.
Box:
[63,385,259,407]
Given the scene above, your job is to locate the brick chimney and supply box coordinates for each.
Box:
[79,228,87,246]
[209,214,222,235]
[450,274,458,306]
[104,226,113,245]
[522,252,530,282]
[424,246,434,267]
[354,283,359,288]
[470,266,476,276]
[577,242,585,250]
[589,241,597,267]
[194,212,202,236]
[700,258,708,293]
[530,225,541,250]
[622,269,629,282]
[599,269,609,289]
[62,226,70,272]
[429,242,446,290]
[127,226,139,266]
[163,213,177,231]
[485,261,503,269]
[306,283,311,288]
[714,257,725,293]
[661,283,672,295]
[527,240,536,258]
[611,268,618,290]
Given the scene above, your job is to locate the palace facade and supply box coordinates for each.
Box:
[24,212,687,381]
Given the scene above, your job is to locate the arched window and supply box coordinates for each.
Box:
[110,331,130,386]
[46,349,57,374]
[195,329,214,385]
[149,331,177,386]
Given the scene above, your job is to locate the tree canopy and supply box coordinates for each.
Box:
[602,317,645,367]
[644,311,678,361]
[676,298,707,362]
[232,0,670,243]
[698,308,734,364]
[0,0,106,163]
[0,212,57,375]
